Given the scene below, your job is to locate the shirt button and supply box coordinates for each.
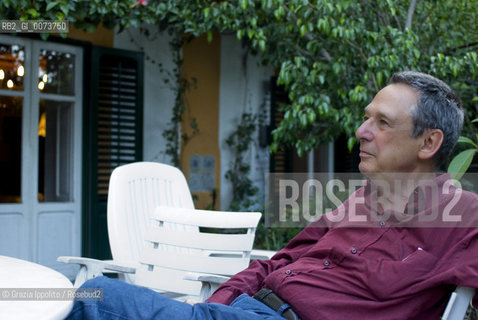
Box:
[285,269,291,275]
[380,221,386,227]
[351,248,357,254]
[323,260,330,266]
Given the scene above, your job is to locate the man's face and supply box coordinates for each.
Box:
[355,83,422,176]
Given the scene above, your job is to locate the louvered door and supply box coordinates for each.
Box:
[83,46,144,259]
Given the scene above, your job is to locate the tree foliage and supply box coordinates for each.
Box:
[3,0,477,156]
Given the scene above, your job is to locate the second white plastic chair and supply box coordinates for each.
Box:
[59,162,195,286]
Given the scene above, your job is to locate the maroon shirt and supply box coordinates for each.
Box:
[207,175,478,320]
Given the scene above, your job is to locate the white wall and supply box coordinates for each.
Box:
[114,26,176,164]
[114,30,274,209]
[218,35,274,210]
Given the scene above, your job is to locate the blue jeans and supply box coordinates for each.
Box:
[66,277,287,320]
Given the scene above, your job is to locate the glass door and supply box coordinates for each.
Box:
[0,36,82,278]
[0,38,31,259]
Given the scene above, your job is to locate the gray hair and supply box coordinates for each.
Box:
[390,71,464,166]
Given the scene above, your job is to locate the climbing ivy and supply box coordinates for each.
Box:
[224,112,259,211]
[127,25,199,167]
[159,32,199,168]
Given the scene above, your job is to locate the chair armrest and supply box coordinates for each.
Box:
[184,272,230,301]
[57,256,136,287]
[57,256,136,273]
[184,272,230,285]
[441,286,475,320]
[154,206,261,229]
[251,249,277,260]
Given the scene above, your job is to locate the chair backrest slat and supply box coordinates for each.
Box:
[107,162,194,264]
[145,228,256,251]
[136,207,262,295]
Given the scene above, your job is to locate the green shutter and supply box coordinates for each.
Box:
[82,46,144,259]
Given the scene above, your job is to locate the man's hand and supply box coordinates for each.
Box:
[184,299,200,305]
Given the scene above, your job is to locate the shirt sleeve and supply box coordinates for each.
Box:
[454,233,478,308]
[206,221,329,305]
[444,225,478,308]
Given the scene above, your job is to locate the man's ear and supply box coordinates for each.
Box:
[418,129,444,160]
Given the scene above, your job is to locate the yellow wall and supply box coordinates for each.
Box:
[66,25,221,209]
[67,23,114,47]
[181,33,221,209]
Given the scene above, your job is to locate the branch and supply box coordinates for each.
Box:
[444,41,478,55]
[320,48,332,62]
[346,39,379,91]
[393,12,402,31]
[283,4,333,62]
[294,44,332,62]
[376,7,391,27]
[405,0,418,29]
[345,40,367,63]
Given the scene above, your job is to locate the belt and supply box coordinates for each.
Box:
[253,288,300,320]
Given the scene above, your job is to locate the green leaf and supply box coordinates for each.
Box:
[376,71,383,86]
[248,28,254,38]
[347,136,356,152]
[203,7,210,18]
[55,11,65,20]
[60,3,69,15]
[300,25,306,37]
[46,1,59,11]
[300,113,307,127]
[413,49,420,59]
[308,110,316,122]
[447,149,476,180]
[258,39,266,51]
[26,8,40,18]
[457,136,478,148]
[236,29,243,40]
[452,64,458,77]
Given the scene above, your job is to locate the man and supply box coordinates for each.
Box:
[67,71,478,320]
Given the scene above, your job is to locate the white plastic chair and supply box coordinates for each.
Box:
[134,206,261,300]
[58,162,195,286]
[58,161,273,290]
[441,286,475,320]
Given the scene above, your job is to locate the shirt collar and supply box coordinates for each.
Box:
[363,173,452,218]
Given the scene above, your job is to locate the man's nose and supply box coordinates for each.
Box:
[355,119,374,141]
